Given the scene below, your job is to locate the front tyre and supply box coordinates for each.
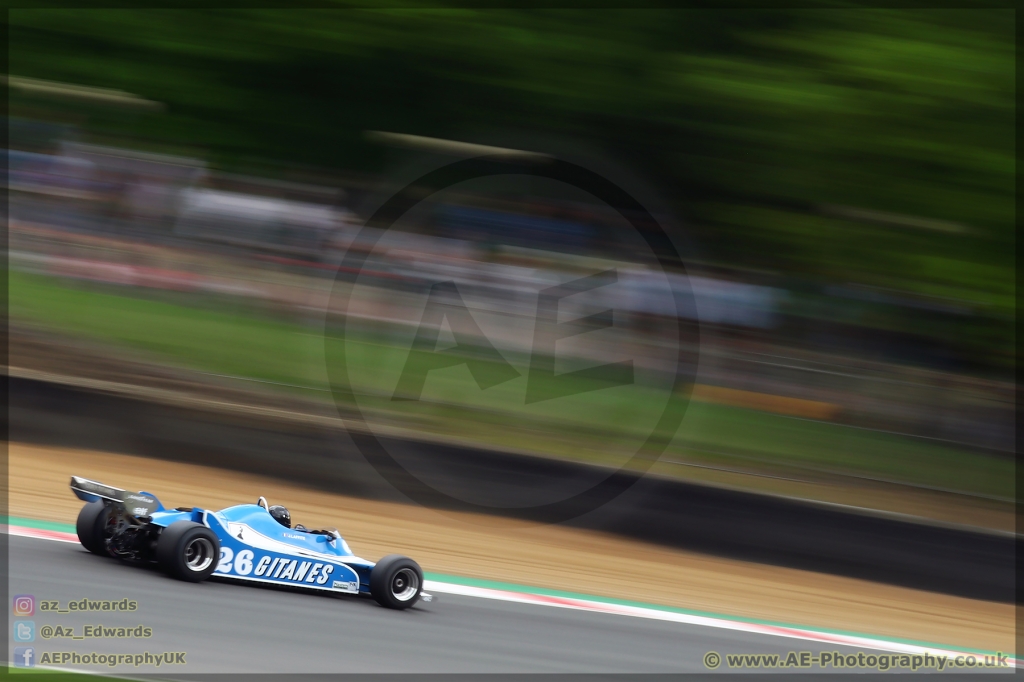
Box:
[76,501,112,555]
[370,555,423,609]
[155,521,220,583]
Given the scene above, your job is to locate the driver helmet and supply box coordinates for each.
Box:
[269,505,291,528]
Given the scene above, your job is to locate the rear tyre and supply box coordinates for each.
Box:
[155,521,220,583]
[76,501,112,555]
[370,555,423,609]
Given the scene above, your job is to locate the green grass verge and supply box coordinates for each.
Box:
[9,270,1012,500]
[5,667,131,680]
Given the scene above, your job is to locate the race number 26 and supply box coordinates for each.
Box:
[216,547,254,575]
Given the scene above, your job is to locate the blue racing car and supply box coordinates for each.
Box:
[69,476,431,610]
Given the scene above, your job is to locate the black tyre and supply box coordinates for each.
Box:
[76,501,112,555]
[155,521,220,583]
[370,554,423,609]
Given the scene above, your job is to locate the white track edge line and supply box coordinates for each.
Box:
[5,524,1017,667]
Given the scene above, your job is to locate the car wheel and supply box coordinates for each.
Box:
[76,501,113,556]
[155,521,220,583]
[370,554,423,609]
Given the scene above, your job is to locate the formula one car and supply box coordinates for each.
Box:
[69,476,431,610]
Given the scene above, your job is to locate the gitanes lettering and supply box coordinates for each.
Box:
[230,554,338,586]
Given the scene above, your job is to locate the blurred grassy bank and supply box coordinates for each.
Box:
[10,9,1014,367]
[9,270,1011,501]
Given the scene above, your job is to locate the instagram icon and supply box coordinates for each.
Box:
[12,595,34,616]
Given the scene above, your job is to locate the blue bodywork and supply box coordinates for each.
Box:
[152,503,372,594]
[75,483,374,595]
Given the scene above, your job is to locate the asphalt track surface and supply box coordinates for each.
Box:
[4,535,907,675]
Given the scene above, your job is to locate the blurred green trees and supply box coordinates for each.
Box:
[9,9,1014,366]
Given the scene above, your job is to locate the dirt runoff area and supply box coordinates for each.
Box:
[8,442,1014,654]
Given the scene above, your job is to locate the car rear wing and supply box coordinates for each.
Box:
[70,476,162,517]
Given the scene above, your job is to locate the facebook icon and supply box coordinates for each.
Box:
[14,646,35,667]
